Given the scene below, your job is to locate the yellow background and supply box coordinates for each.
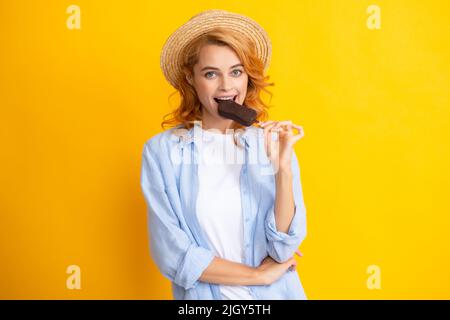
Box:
[1,0,449,299]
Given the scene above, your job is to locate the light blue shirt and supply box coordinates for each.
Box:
[140,121,307,299]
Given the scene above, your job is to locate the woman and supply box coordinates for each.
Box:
[141,9,307,300]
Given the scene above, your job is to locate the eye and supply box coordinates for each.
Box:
[204,71,216,79]
[232,69,243,76]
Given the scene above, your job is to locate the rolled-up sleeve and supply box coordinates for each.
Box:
[265,151,307,263]
[140,143,215,290]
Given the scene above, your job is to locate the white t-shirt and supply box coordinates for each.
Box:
[195,128,254,300]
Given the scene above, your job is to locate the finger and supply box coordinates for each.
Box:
[264,122,281,145]
[288,259,297,271]
[264,122,278,156]
[270,120,292,132]
[291,134,304,144]
[264,123,282,137]
[272,120,292,128]
[263,121,278,132]
[289,124,304,143]
[263,122,278,137]
[295,250,303,257]
[290,124,304,135]
[260,120,275,128]
[263,125,271,156]
[271,122,294,138]
[268,130,282,158]
[273,120,292,127]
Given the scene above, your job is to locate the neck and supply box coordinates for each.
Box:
[201,112,235,134]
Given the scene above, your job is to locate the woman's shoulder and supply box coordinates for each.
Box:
[143,125,186,154]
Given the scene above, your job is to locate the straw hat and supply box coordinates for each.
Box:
[160,9,272,89]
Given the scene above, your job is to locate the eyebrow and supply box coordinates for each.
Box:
[200,64,244,72]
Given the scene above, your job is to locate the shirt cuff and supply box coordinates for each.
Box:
[174,244,216,290]
[265,204,301,245]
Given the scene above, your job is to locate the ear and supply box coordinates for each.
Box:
[186,75,192,85]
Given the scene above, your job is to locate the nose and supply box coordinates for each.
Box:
[218,74,234,92]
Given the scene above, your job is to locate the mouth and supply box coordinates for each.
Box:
[214,95,238,104]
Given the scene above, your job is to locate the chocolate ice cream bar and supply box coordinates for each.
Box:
[217,99,259,127]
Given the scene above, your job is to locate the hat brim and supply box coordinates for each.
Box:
[160,9,272,89]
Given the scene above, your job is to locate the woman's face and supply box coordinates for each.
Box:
[189,44,248,130]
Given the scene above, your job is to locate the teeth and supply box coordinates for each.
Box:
[215,96,237,102]
[216,97,234,100]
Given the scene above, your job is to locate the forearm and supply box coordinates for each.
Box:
[274,167,295,233]
[199,256,262,286]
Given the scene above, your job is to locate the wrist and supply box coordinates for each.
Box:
[275,166,293,180]
[252,267,268,286]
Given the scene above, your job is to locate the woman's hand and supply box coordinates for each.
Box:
[260,121,305,172]
[256,250,303,285]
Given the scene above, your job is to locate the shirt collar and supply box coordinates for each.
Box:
[173,121,254,149]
